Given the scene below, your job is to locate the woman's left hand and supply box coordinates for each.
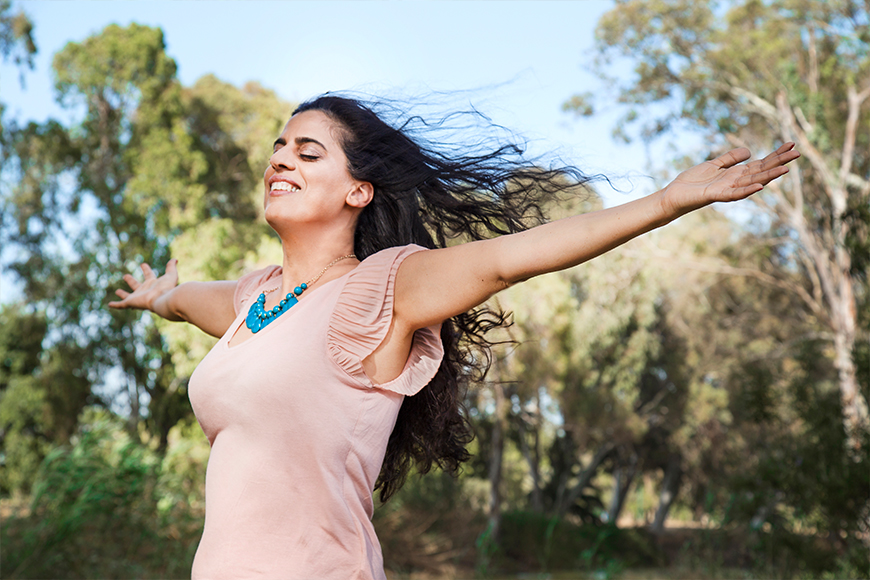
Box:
[661,142,800,217]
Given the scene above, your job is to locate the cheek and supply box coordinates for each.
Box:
[262,167,275,207]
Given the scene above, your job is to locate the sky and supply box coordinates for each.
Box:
[2,1,657,182]
[1,0,675,302]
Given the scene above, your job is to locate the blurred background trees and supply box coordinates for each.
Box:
[1,1,867,578]
[1,20,291,497]
[569,0,869,448]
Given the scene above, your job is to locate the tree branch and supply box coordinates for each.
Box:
[840,83,870,187]
[622,247,829,325]
[775,92,839,199]
[558,441,615,517]
[724,84,780,123]
[846,173,870,196]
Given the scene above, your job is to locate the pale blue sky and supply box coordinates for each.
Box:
[3,1,655,182]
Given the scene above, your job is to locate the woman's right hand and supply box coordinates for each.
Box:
[109,260,238,336]
[109,259,180,318]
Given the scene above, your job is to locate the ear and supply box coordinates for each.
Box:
[346,181,373,209]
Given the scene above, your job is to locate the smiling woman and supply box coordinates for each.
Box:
[109,94,798,580]
[261,112,371,242]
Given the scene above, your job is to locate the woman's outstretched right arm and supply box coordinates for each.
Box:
[109,259,238,338]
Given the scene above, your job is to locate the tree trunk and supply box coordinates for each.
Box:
[487,382,508,542]
[556,441,614,518]
[831,271,869,451]
[651,453,682,533]
[517,411,544,513]
[126,375,141,442]
[607,450,638,525]
[774,90,870,451]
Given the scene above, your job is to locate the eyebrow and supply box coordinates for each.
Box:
[272,136,327,150]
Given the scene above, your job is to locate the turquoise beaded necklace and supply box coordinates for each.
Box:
[245,254,356,334]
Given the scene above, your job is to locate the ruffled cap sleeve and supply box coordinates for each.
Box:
[328,245,443,395]
[233,265,282,315]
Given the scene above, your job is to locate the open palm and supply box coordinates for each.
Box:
[662,142,800,216]
[109,260,178,311]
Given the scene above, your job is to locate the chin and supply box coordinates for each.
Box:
[264,204,292,229]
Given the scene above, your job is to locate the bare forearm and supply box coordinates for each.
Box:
[149,284,188,322]
[496,142,799,284]
[396,190,675,328]
[495,189,673,285]
[158,281,238,337]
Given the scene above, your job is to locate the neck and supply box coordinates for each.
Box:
[276,228,358,296]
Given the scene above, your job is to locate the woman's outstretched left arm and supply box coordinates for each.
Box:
[393,144,800,331]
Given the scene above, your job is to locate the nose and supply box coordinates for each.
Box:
[269,148,296,172]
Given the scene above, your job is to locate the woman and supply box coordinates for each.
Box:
[110,95,799,579]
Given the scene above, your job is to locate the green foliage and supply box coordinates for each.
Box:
[0,304,94,495]
[0,0,35,73]
[1,408,207,579]
[589,0,869,148]
[496,512,659,573]
[489,221,702,521]
[567,0,870,564]
[721,338,870,561]
[1,22,296,471]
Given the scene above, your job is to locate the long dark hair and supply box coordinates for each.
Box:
[294,95,594,501]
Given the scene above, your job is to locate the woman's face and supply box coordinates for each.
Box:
[263,110,369,232]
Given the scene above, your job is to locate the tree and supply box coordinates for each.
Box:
[488,208,699,526]
[1,23,294,488]
[570,0,869,450]
[0,0,36,184]
[0,0,35,77]
[0,306,48,495]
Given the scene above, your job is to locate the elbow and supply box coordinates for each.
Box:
[496,275,514,292]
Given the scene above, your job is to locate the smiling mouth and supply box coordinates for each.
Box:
[270,182,300,193]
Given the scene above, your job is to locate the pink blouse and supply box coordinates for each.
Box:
[188,245,443,579]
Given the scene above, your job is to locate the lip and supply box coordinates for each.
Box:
[267,174,302,195]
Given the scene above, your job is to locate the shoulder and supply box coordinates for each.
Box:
[335,244,428,322]
[356,244,430,271]
[233,265,281,315]
[328,244,443,393]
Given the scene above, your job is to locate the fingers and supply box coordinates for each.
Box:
[142,263,156,280]
[120,261,176,290]
[735,165,790,189]
[757,143,799,172]
[730,183,765,199]
[722,143,799,198]
[757,165,790,185]
[122,273,140,290]
[715,143,799,173]
[109,289,130,309]
[774,141,795,155]
[110,260,176,310]
[165,259,179,278]
[711,147,751,169]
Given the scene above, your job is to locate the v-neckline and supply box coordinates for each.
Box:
[224,269,352,350]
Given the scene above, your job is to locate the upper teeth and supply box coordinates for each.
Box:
[271,181,300,192]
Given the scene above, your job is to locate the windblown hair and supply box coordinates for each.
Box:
[294,95,594,501]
